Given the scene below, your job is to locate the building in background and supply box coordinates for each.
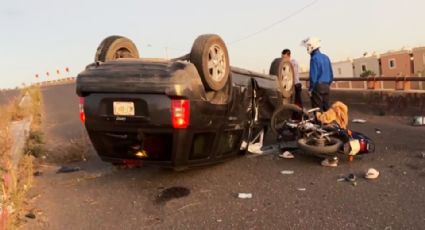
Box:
[380,49,413,77]
[353,54,381,77]
[412,46,425,76]
[332,59,354,78]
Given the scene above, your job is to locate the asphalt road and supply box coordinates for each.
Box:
[24,83,425,229]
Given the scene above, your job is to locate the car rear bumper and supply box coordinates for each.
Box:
[87,125,245,168]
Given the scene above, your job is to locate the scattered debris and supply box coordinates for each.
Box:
[280,170,294,175]
[365,168,380,179]
[337,178,346,182]
[346,173,357,182]
[56,166,81,174]
[238,193,253,199]
[247,144,278,155]
[412,116,425,126]
[247,143,264,155]
[25,211,36,219]
[352,119,367,124]
[321,158,338,167]
[297,188,306,192]
[33,171,43,176]
[375,128,382,134]
[338,174,359,185]
[279,151,294,159]
[240,141,248,150]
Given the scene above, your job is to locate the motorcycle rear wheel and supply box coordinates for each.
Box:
[297,137,343,156]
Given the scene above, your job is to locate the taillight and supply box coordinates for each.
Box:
[171,99,189,129]
[359,139,368,153]
[79,97,85,123]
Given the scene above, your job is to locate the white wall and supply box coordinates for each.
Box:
[332,61,354,78]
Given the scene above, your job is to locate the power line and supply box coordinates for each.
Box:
[229,0,319,44]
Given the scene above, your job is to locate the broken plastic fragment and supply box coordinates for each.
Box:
[247,143,264,155]
[321,158,338,167]
[337,178,346,182]
[280,170,294,175]
[240,141,248,150]
[365,168,379,179]
[352,119,367,124]
[238,193,252,199]
[279,151,294,159]
[412,116,425,126]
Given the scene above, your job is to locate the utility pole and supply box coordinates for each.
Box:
[164,47,169,59]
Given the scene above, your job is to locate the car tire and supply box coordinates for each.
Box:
[269,58,295,98]
[190,34,230,91]
[297,137,343,156]
[270,104,303,136]
[95,35,140,62]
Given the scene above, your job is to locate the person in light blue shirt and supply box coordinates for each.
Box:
[301,37,333,112]
[281,49,303,107]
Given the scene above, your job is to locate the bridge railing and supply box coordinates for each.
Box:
[25,76,425,91]
[299,76,425,91]
[32,77,76,87]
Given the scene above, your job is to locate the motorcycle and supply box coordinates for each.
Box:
[271,104,375,158]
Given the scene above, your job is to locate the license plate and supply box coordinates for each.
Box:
[113,102,135,116]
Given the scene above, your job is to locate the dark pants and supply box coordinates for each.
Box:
[311,83,330,112]
[294,83,303,107]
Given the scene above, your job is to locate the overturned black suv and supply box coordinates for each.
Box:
[76,34,294,170]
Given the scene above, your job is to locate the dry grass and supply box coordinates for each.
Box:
[0,104,13,207]
[0,86,42,229]
[0,104,17,229]
[7,155,34,228]
[0,104,13,156]
[23,86,45,159]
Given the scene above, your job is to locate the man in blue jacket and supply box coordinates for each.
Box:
[302,37,338,167]
[301,37,333,112]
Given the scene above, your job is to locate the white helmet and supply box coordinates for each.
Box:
[301,37,321,54]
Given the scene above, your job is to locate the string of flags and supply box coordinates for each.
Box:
[35,67,70,78]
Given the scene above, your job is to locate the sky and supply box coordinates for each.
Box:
[1,0,425,89]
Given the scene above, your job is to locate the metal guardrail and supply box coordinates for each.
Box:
[299,76,425,91]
